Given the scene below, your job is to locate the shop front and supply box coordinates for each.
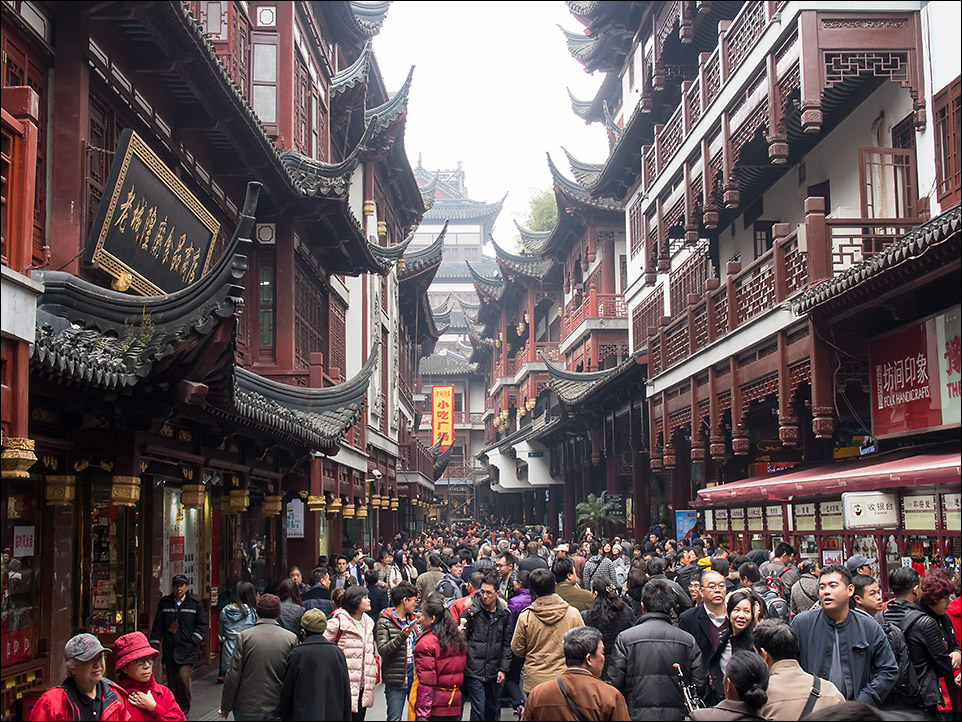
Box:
[698,446,960,593]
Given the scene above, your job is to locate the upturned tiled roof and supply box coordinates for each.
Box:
[230,342,378,451]
[562,147,604,191]
[425,194,507,222]
[419,351,478,376]
[491,236,555,280]
[433,443,454,481]
[419,172,439,211]
[316,1,391,43]
[514,220,554,255]
[568,88,595,121]
[794,203,962,314]
[30,183,261,390]
[603,100,624,145]
[548,153,624,213]
[365,66,414,138]
[544,351,644,406]
[466,260,505,301]
[331,41,372,97]
[399,220,447,280]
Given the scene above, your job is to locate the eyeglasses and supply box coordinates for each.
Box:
[704,583,727,591]
[478,589,496,596]
[131,657,154,667]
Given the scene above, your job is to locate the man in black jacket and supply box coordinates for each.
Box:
[459,573,513,722]
[302,567,334,615]
[678,569,727,703]
[882,566,956,717]
[279,609,351,721]
[606,578,706,720]
[149,573,208,716]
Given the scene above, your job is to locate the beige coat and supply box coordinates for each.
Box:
[511,593,584,692]
[760,659,846,720]
[323,607,379,712]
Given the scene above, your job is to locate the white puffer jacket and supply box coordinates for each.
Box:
[323,607,379,711]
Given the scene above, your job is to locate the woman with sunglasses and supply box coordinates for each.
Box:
[113,631,185,720]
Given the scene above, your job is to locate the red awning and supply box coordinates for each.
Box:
[696,448,960,506]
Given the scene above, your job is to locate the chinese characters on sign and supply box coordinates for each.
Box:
[870,305,961,438]
[431,385,455,451]
[842,491,898,529]
[903,494,937,529]
[84,129,221,295]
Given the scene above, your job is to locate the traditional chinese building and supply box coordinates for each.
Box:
[0,1,434,714]
[550,0,959,573]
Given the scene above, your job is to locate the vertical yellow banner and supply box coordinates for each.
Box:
[432,385,455,449]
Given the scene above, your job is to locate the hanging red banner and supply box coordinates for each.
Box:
[431,385,455,450]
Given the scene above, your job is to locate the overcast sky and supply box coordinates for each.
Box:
[372,1,612,243]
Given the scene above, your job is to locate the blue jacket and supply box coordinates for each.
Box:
[791,607,898,707]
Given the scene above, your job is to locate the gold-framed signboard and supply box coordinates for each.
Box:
[84,128,220,295]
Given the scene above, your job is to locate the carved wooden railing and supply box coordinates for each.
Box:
[647,198,919,376]
[400,439,433,478]
[562,287,629,340]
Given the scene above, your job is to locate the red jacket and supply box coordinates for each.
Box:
[30,679,130,721]
[948,596,961,649]
[413,630,466,718]
[115,675,185,721]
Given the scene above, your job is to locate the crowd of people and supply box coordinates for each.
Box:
[29,521,962,721]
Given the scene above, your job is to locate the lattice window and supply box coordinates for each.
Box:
[294,54,311,156]
[631,286,664,353]
[933,75,961,206]
[329,301,346,380]
[294,260,328,370]
[858,146,917,220]
[86,94,114,241]
[380,330,389,434]
[669,245,710,316]
[824,52,910,91]
[629,198,645,258]
[3,26,49,265]
[194,2,251,96]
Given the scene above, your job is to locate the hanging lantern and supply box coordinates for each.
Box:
[356,504,368,519]
[342,501,356,519]
[390,497,399,510]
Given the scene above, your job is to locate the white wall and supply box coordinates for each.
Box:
[918,0,962,215]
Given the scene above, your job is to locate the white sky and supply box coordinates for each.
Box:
[371,1,613,243]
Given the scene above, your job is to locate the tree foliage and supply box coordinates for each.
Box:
[575,492,627,540]
[524,189,558,232]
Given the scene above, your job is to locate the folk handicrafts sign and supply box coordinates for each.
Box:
[85,128,220,295]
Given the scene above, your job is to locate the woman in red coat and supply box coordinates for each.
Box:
[112,632,185,721]
[411,592,466,721]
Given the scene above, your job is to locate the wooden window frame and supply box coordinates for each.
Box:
[933,75,961,206]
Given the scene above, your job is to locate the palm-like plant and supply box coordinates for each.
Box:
[575,492,627,540]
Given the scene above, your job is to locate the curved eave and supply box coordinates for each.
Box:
[419,172,440,211]
[466,260,505,301]
[543,351,642,406]
[433,444,454,481]
[794,204,962,315]
[331,41,372,97]
[29,183,261,388]
[317,1,391,44]
[490,235,555,280]
[399,220,448,282]
[548,152,624,214]
[603,100,625,145]
[425,193,507,222]
[559,24,601,64]
[365,66,414,138]
[568,87,595,121]
[513,220,553,255]
[562,147,604,190]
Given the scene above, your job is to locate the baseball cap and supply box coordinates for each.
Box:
[171,574,189,586]
[845,554,876,574]
[555,544,569,553]
[65,633,110,662]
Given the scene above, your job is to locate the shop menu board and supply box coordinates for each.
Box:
[903,495,937,530]
[765,505,784,532]
[2,484,37,666]
[714,508,728,531]
[944,493,962,531]
[729,508,745,531]
[794,503,816,532]
[819,501,844,531]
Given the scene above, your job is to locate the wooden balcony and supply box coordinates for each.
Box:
[647,198,921,376]
[562,286,628,341]
[399,438,433,478]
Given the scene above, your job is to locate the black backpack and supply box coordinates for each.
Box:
[880,613,923,708]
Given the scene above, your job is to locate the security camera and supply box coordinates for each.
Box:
[371,469,383,479]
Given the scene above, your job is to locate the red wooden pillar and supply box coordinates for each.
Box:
[47,5,89,275]
[632,452,651,543]
[274,217,295,370]
[547,485,559,534]
[276,2,295,150]
[563,475,576,542]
